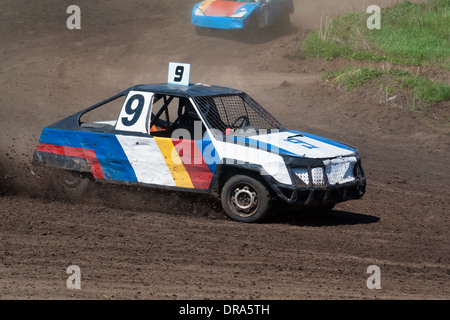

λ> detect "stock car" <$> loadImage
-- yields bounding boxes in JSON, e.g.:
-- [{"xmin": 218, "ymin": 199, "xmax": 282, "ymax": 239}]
[
  {"xmin": 32, "ymin": 82, "xmax": 366, "ymax": 223},
  {"xmin": 191, "ymin": 0, "xmax": 294, "ymax": 36}
]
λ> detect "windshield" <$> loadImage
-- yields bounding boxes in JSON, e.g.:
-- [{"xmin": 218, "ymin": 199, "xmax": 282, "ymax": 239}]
[{"xmin": 194, "ymin": 93, "xmax": 283, "ymax": 137}]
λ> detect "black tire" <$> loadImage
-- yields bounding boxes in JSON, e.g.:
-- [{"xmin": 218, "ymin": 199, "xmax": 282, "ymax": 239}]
[
  {"xmin": 242, "ymin": 15, "xmax": 260, "ymax": 43},
  {"xmin": 50, "ymin": 169, "xmax": 92, "ymax": 200},
  {"xmin": 220, "ymin": 175, "xmax": 271, "ymax": 223}
]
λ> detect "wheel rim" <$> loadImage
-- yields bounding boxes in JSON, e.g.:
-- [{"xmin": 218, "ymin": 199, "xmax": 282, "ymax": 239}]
[{"xmin": 229, "ymin": 184, "xmax": 259, "ymax": 218}]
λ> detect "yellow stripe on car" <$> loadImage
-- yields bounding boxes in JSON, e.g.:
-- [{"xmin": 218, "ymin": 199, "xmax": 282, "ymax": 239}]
[{"xmin": 154, "ymin": 137, "xmax": 194, "ymax": 189}]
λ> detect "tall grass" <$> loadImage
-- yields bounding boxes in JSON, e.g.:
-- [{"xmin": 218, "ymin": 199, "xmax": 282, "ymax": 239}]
[
  {"xmin": 324, "ymin": 67, "xmax": 450, "ymax": 108},
  {"xmin": 301, "ymin": 0, "xmax": 450, "ymax": 69}
]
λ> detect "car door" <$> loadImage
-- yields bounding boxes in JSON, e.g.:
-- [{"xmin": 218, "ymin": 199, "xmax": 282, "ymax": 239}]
[{"xmin": 114, "ymin": 91, "xmax": 214, "ymax": 190}]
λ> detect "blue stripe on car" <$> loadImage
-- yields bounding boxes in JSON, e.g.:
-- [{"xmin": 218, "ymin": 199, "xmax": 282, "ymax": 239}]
[
  {"xmin": 287, "ymin": 130, "xmax": 356, "ymax": 152},
  {"xmin": 39, "ymin": 128, "xmax": 138, "ymax": 182},
  {"xmin": 227, "ymin": 136, "xmax": 299, "ymax": 157},
  {"xmin": 196, "ymin": 131, "xmax": 220, "ymax": 173}
]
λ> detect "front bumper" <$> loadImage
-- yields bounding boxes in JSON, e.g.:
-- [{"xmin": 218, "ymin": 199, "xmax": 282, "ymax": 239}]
[
  {"xmin": 191, "ymin": 15, "xmax": 248, "ymax": 30},
  {"xmin": 267, "ymin": 156, "xmax": 366, "ymax": 206},
  {"xmin": 271, "ymin": 179, "xmax": 366, "ymax": 206}
]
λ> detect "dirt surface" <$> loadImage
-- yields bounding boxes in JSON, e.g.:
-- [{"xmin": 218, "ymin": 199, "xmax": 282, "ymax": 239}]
[{"xmin": 0, "ymin": 0, "xmax": 449, "ymax": 300}]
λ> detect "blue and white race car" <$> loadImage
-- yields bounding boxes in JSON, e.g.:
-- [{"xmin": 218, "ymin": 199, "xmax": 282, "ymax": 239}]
[
  {"xmin": 191, "ymin": 0, "xmax": 294, "ymax": 36},
  {"xmin": 33, "ymin": 81, "xmax": 366, "ymax": 223}
]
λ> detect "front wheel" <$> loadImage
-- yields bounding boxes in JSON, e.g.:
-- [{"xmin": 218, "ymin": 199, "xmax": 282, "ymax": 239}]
[
  {"xmin": 221, "ymin": 175, "xmax": 271, "ymax": 223},
  {"xmin": 241, "ymin": 15, "xmax": 261, "ymax": 43}
]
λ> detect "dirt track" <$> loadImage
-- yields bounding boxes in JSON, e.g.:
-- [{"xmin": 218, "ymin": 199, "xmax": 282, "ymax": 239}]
[{"xmin": 0, "ymin": 0, "xmax": 449, "ymax": 300}]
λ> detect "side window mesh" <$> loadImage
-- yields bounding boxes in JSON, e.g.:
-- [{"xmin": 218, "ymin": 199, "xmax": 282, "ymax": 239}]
[{"xmin": 194, "ymin": 94, "xmax": 282, "ymax": 132}]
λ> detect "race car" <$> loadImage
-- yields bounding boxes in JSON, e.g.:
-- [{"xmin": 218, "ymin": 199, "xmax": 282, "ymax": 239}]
[
  {"xmin": 33, "ymin": 82, "xmax": 366, "ymax": 223},
  {"xmin": 191, "ymin": 0, "xmax": 294, "ymax": 37}
]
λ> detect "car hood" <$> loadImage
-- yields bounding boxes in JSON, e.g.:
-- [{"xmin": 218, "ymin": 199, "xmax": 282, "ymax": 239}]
[
  {"xmin": 198, "ymin": 0, "xmax": 255, "ymax": 17},
  {"xmin": 224, "ymin": 130, "xmax": 357, "ymax": 159}
]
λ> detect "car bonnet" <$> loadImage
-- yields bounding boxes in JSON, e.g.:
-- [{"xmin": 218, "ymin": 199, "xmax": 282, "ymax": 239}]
[
  {"xmin": 222, "ymin": 130, "xmax": 357, "ymax": 159},
  {"xmin": 198, "ymin": 0, "xmax": 255, "ymax": 17}
]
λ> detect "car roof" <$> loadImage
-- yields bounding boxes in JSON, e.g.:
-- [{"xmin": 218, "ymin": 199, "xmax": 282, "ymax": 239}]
[{"xmin": 129, "ymin": 83, "xmax": 243, "ymax": 98}]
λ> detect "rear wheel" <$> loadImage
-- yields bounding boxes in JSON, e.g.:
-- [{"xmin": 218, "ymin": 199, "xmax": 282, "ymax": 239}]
[
  {"xmin": 221, "ymin": 175, "xmax": 271, "ymax": 223},
  {"xmin": 50, "ymin": 169, "xmax": 92, "ymax": 199}
]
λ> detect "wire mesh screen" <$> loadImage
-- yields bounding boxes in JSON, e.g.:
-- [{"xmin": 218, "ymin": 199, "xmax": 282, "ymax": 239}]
[{"xmin": 194, "ymin": 94, "xmax": 282, "ymax": 133}]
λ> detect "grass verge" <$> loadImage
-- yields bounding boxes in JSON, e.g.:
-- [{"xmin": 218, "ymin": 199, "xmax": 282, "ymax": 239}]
[
  {"xmin": 300, "ymin": 0, "xmax": 450, "ymax": 69},
  {"xmin": 323, "ymin": 67, "xmax": 450, "ymax": 110}
]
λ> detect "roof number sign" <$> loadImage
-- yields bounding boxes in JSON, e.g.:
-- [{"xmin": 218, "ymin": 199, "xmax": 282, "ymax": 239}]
[{"xmin": 168, "ymin": 62, "xmax": 190, "ymax": 86}]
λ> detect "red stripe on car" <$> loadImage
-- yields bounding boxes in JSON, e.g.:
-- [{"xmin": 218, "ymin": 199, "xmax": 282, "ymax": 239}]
[
  {"xmin": 172, "ymin": 139, "xmax": 214, "ymax": 190},
  {"xmin": 203, "ymin": 1, "xmax": 244, "ymax": 17},
  {"xmin": 36, "ymin": 143, "xmax": 105, "ymax": 179}
]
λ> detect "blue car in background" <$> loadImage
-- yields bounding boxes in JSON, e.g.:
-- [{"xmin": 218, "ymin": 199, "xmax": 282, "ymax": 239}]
[{"xmin": 191, "ymin": 0, "xmax": 294, "ymax": 37}]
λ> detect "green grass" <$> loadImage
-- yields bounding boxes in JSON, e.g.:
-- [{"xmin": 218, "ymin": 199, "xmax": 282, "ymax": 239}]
[
  {"xmin": 301, "ymin": 0, "xmax": 450, "ymax": 69},
  {"xmin": 324, "ymin": 67, "xmax": 450, "ymax": 107},
  {"xmin": 322, "ymin": 67, "xmax": 385, "ymax": 90}
]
